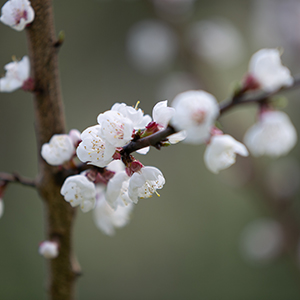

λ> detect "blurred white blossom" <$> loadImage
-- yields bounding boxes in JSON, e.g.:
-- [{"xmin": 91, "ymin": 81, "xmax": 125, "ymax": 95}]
[
  {"xmin": 156, "ymin": 72, "xmax": 199, "ymax": 102},
  {"xmin": 60, "ymin": 175, "xmax": 96, "ymax": 213},
  {"xmin": 128, "ymin": 166, "xmax": 165, "ymax": 204},
  {"xmin": 39, "ymin": 241, "xmax": 59, "ymax": 259},
  {"xmin": 171, "ymin": 90, "xmax": 219, "ymax": 144},
  {"xmin": 188, "ymin": 18, "xmax": 246, "ymax": 69},
  {"xmin": 0, "ymin": 0, "xmax": 34, "ymax": 31},
  {"xmin": 240, "ymin": 218, "xmax": 284, "ymax": 263},
  {"xmin": 244, "ymin": 110, "xmax": 297, "ymax": 157},
  {"xmin": 76, "ymin": 125, "xmax": 115, "ymax": 168},
  {"xmin": 249, "ymin": 48, "xmax": 293, "ymax": 92},
  {"xmin": 127, "ymin": 20, "xmax": 177, "ymax": 73},
  {"xmin": 41, "ymin": 134, "xmax": 74, "ymax": 166},
  {"xmin": 204, "ymin": 134, "xmax": 249, "ymax": 174},
  {"xmin": 0, "ymin": 56, "xmax": 30, "ymax": 92},
  {"xmin": 93, "ymin": 185, "xmax": 133, "ymax": 236}
]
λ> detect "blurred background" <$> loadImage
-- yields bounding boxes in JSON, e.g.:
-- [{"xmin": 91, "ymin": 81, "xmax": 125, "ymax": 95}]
[{"xmin": 1, "ymin": 0, "xmax": 300, "ymax": 299}]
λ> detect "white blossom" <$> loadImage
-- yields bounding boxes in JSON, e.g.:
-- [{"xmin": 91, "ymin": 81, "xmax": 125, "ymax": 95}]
[
  {"xmin": 153, "ymin": 100, "xmax": 186, "ymax": 145},
  {"xmin": 76, "ymin": 125, "xmax": 115, "ymax": 167},
  {"xmin": 106, "ymin": 159, "xmax": 125, "ymax": 173},
  {"xmin": 240, "ymin": 218, "xmax": 283, "ymax": 263},
  {"xmin": 153, "ymin": 100, "xmax": 175, "ymax": 129},
  {"xmin": 0, "ymin": 0, "xmax": 34, "ymax": 31},
  {"xmin": 204, "ymin": 134, "xmax": 249, "ymax": 174},
  {"xmin": 244, "ymin": 110, "xmax": 297, "ymax": 157},
  {"xmin": 128, "ymin": 166, "xmax": 165, "ymax": 204},
  {"xmin": 60, "ymin": 175, "xmax": 96, "ymax": 213},
  {"xmin": 249, "ymin": 48, "xmax": 293, "ymax": 92},
  {"xmin": 93, "ymin": 185, "xmax": 133, "ymax": 236},
  {"xmin": 39, "ymin": 241, "xmax": 59, "ymax": 259},
  {"xmin": 68, "ymin": 129, "xmax": 81, "ymax": 147},
  {"xmin": 111, "ymin": 102, "xmax": 151, "ymax": 130},
  {"xmin": 0, "ymin": 56, "xmax": 30, "ymax": 92},
  {"xmin": 188, "ymin": 18, "xmax": 245, "ymax": 69},
  {"xmin": 97, "ymin": 110, "xmax": 134, "ymax": 147},
  {"xmin": 106, "ymin": 171, "xmax": 132, "ymax": 209},
  {"xmin": 41, "ymin": 134, "xmax": 74, "ymax": 166},
  {"xmin": 171, "ymin": 90, "xmax": 219, "ymax": 144}
]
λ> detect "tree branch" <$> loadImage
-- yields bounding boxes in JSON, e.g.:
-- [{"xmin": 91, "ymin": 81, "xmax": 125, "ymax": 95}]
[
  {"xmin": 219, "ymin": 74, "xmax": 300, "ymax": 115},
  {"xmin": 122, "ymin": 75, "xmax": 300, "ymax": 156},
  {"xmin": 0, "ymin": 172, "xmax": 36, "ymax": 188},
  {"xmin": 26, "ymin": 0, "xmax": 78, "ymax": 299}
]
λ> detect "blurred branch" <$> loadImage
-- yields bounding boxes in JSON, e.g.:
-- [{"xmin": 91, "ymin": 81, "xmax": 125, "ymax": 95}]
[
  {"xmin": 219, "ymin": 74, "xmax": 300, "ymax": 115},
  {"xmin": 0, "ymin": 172, "xmax": 36, "ymax": 188}
]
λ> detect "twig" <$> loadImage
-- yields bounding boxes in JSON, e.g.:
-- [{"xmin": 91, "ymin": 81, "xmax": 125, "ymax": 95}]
[
  {"xmin": 0, "ymin": 172, "xmax": 36, "ymax": 188},
  {"xmin": 219, "ymin": 74, "xmax": 300, "ymax": 115}
]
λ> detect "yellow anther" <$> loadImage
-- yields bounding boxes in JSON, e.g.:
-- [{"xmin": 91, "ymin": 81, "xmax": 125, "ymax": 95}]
[{"xmin": 155, "ymin": 191, "xmax": 160, "ymax": 197}]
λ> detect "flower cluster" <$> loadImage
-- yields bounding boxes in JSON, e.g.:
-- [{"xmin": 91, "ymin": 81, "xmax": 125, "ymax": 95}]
[
  {"xmin": 1, "ymin": 0, "xmax": 35, "ymax": 92},
  {"xmin": 39, "ymin": 48, "xmax": 297, "ymax": 236}
]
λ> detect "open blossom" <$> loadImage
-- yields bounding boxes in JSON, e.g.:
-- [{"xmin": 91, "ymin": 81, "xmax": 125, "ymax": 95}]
[
  {"xmin": 248, "ymin": 48, "xmax": 293, "ymax": 92},
  {"xmin": 244, "ymin": 110, "xmax": 297, "ymax": 157},
  {"xmin": 171, "ymin": 90, "xmax": 219, "ymax": 144},
  {"xmin": 106, "ymin": 171, "xmax": 132, "ymax": 209},
  {"xmin": 41, "ymin": 134, "xmax": 74, "ymax": 166},
  {"xmin": 93, "ymin": 185, "xmax": 133, "ymax": 236},
  {"xmin": 0, "ymin": 0, "xmax": 35, "ymax": 31},
  {"xmin": 97, "ymin": 110, "xmax": 134, "ymax": 147},
  {"xmin": 68, "ymin": 129, "xmax": 81, "ymax": 147},
  {"xmin": 204, "ymin": 134, "xmax": 249, "ymax": 174},
  {"xmin": 128, "ymin": 166, "xmax": 165, "ymax": 204},
  {"xmin": 153, "ymin": 100, "xmax": 186, "ymax": 144},
  {"xmin": 111, "ymin": 102, "xmax": 151, "ymax": 130},
  {"xmin": 39, "ymin": 241, "xmax": 59, "ymax": 259},
  {"xmin": 0, "ymin": 56, "xmax": 30, "ymax": 92},
  {"xmin": 76, "ymin": 125, "xmax": 115, "ymax": 167},
  {"xmin": 60, "ymin": 175, "xmax": 96, "ymax": 213}
]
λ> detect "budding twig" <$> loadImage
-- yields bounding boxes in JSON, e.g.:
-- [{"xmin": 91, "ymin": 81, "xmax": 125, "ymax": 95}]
[
  {"xmin": 219, "ymin": 74, "xmax": 300, "ymax": 115},
  {"xmin": 0, "ymin": 172, "xmax": 36, "ymax": 188},
  {"xmin": 122, "ymin": 125, "xmax": 176, "ymax": 155}
]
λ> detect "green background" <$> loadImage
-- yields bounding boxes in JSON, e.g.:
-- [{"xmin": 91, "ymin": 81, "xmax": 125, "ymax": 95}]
[{"xmin": 1, "ymin": 0, "xmax": 300, "ymax": 299}]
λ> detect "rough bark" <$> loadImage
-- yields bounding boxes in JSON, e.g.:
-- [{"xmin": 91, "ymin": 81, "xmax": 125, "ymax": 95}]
[{"xmin": 26, "ymin": 0, "xmax": 78, "ymax": 299}]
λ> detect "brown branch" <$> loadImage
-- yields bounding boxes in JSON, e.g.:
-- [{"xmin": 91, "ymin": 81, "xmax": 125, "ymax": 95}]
[
  {"xmin": 26, "ymin": 1, "xmax": 78, "ymax": 299},
  {"xmin": 219, "ymin": 74, "xmax": 300, "ymax": 115},
  {"xmin": 122, "ymin": 75, "xmax": 300, "ymax": 156},
  {"xmin": 122, "ymin": 125, "xmax": 176, "ymax": 155},
  {"xmin": 0, "ymin": 172, "xmax": 36, "ymax": 188}
]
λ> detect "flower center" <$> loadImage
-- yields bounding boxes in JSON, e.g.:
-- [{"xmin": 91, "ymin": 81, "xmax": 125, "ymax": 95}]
[
  {"xmin": 14, "ymin": 9, "xmax": 28, "ymax": 24},
  {"xmin": 192, "ymin": 109, "xmax": 206, "ymax": 125}
]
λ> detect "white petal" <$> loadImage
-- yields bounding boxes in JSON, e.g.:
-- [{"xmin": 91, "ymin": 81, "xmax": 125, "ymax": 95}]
[
  {"xmin": 204, "ymin": 134, "xmax": 248, "ymax": 174},
  {"xmin": 249, "ymin": 48, "xmax": 293, "ymax": 92}
]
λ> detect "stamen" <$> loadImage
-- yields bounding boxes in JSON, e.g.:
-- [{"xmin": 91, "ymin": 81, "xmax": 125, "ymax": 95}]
[
  {"xmin": 135, "ymin": 101, "xmax": 140, "ymax": 110},
  {"xmin": 155, "ymin": 191, "xmax": 160, "ymax": 197}
]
